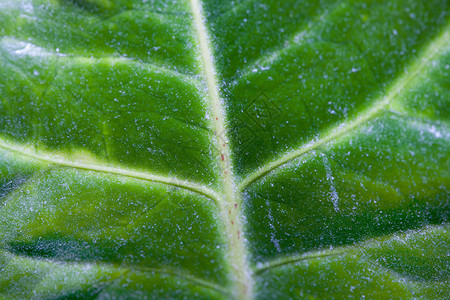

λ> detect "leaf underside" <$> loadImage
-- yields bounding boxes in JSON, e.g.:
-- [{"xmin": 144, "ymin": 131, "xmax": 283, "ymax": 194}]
[{"xmin": 0, "ymin": 0, "xmax": 449, "ymax": 299}]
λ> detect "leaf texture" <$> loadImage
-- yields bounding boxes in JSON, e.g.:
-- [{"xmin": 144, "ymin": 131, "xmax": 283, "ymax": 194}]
[{"xmin": 0, "ymin": 0, "xmax": 449, "ymax": 299}]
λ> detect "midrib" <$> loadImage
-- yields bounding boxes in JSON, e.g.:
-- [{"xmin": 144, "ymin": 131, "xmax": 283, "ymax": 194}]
[{"xmin": 190, "ymin": 0, "xmax": 253, "ymax": 299}]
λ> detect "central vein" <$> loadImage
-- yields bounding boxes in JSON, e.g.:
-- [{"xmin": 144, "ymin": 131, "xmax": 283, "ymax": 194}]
[{"xmin": 190, "ymin": 0, "xmax": 253, "ymax": 299}]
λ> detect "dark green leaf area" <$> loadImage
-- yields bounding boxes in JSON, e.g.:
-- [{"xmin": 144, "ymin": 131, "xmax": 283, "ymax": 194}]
[
  {"xmin": 362, "ymin": 226, "xmax": 450, "ymax": 282},
  {"xmin": 255, "ymin": 226, "xmax": 449, "ymax": 299},
  {"xmin": 206, "ymin": 0, "xmax": 447, "ymax": 177},
  {"xmin": 0, "ymin": 50, "xmax": 217, "ymax": 185},
  {"xmin": 0, "ymin": 0, "xmax": 197, "ymax": 74},
  {"xmin": 244, "ymin": 114, "xmax": 449, "ymax": 263},
  {"xmin": 0, "ymin": 150, "xmax": 46, "ymax": 205},
  {"xmin": 395, "ymin": 50, "xmax": 450, "ymax": 121},
  {"xmin": 206, "ymin": 0, "xmax": 447, "ymax": 81},
  {"xmin": 227, "ymin": 40, "xmax": 376, "ymax": 178},
  {"xmin": 0, "ymin": 168, "xmax": 228, "ymax": 286},
  {"xmin": 1, "ymin": 250, "xmax": 227, "ymax": 300}
]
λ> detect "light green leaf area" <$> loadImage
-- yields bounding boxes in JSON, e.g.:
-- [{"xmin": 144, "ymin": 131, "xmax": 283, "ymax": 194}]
[{"xmin": 0, "ymin": 0, "xmax": 449, "ymax": 299}]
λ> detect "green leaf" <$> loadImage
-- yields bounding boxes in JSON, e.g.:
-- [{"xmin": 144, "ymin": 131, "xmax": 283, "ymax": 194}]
[{"xmin": 0, "ymin": 0, "xmax": 448, "ymax": 299}]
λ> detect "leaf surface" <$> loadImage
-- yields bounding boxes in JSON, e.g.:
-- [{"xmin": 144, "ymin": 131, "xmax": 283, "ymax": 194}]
[{"xmin": 0, "ymin": 0, "xmax": 449, "ymax": 299}]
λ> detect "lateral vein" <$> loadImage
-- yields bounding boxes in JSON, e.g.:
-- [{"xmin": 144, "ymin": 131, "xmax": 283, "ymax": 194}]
[
  {"xmin": 239, "ymin": 24, "xmax": 449, "ymax": 191},
  {"xmin": 0, "ymin": 137, "xmax": 221, "ymax": 203},
  {"xmin": 0, "ymin": 248, "xmax": 230, "ymax": 296}
]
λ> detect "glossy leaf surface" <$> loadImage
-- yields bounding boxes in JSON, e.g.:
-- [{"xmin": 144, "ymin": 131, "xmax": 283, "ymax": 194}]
[{"xmin": 0, "ymin": 0, "xmax": 449, "ymax": 299}]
